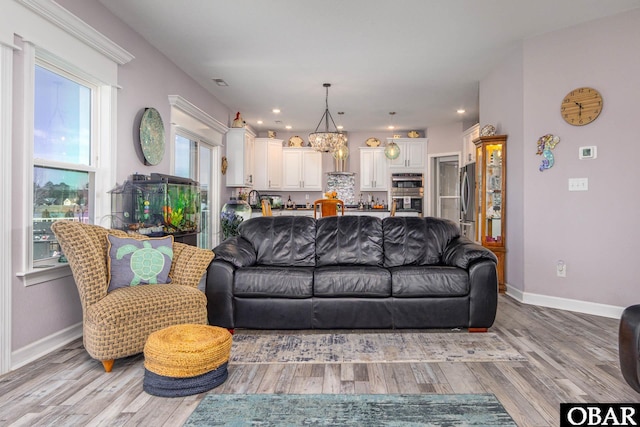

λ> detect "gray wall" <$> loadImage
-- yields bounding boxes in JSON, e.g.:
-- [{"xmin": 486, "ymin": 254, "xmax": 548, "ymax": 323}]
[
  {"xmin": 10, "ymin": 0, "xmax": 233, "ymax": 351},
  {"xmin": 480, "ymin": 9, "xmax": 640, "ymax": 307}
]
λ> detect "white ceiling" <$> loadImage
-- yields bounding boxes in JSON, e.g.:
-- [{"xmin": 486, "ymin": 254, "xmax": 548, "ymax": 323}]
[{"xmin": 98, "ymin": 0, "xmax": 640, "ymax": 134}]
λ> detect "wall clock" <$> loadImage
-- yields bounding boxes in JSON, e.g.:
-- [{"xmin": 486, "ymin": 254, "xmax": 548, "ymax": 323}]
[
  {"xmin": 139, "ymin": 107, "xmax": 165, "ymax": 165},
  {"xmin": 560, "ymin": 87, "xmax": 603, "ymax": 126}
]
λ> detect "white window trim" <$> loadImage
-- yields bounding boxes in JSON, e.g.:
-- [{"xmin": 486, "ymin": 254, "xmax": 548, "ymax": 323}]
[
  {"xmin": 16, "ymin": 0, "xmax": 134, "ymax": 66},
  {"xmin": 1, "ymin": 40, "xmax": 17, "ymax": 375},
  {"xmin": 16, "ymin": 45, "xmax": 122, "ymax": 286},
  {"xmin": 168, "ymin": 95, "xmax": 226, "ymax": 248}
]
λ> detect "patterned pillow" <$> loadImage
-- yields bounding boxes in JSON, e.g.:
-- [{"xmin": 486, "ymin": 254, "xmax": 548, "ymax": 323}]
[{"xmin": 107, "ymin": 234, "xmax": 174, "ymax": 292}]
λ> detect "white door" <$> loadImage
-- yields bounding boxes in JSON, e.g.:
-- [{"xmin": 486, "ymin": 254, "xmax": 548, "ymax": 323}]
[
  {"xmin": 282, "ymin": 149, "xmax": 302, "ymax": 190},
  {"xmin": 433, "ymin": 155, "xmax": 460, "ymax": 223},
  {"xmin": 406, "ymin": 142, "xmax": 425, "ymax": 169},
  {"xmin": 244, "ymin": 134, "xmax": 255, "ymax": 186},
  {"xmin": 175, "ymin": 133, "xmax": 219, "ymax": 249},
  {"xmin": 372, "ymin": 150, "xmax": 389, "ymax": 190},
  {"xmin": 360, "ymin": 149, "xmax": 376, "ymax": 190},
  {"xmin": 267, "ymin": 140, "xmax": 282, "ymax": 189},
  {"xmin": 198, "ymin": 144, "xmax": 212, "ymax": 249},
  {"xmin": 301, "ymin": 150, "xmax": 322, "ymax": 190}
]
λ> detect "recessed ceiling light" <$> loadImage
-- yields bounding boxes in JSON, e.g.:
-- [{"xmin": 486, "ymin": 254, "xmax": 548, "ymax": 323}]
[
  {"xmin": 388, "ymin": 125, "xmax": 395, "ymax": 130},
  {"xmin": 285, "ymin": 125, "xmax": 292, "ymax": 130},
  {"xmin": 337, "ymin": 125, "xmax": 344, "ymax": 130},
  {"xmin": 257, "ymin": 120, "xmax": 263, "ymax": 124},
  {"xmin": 457, "ymin": 109, "xmax": 466, "ymax": 114},
  {"xmin": 272, "ymin": 108, "xmax": 281, "ymax": 114},
  {"xmin": 212, "ymin": 78, "xmax": 228, "ymax": 86}
]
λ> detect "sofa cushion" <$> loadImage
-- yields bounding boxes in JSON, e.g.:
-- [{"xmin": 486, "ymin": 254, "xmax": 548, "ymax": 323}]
[
  {"xmin": 390, "ymin": 266, "xmax": 469, "ymax": 297},
  {"xmin": 234, "ymin": 266, "xmax": 314, "ymax": 298},
  {"xmin": 383, "ymin": 217, "xmax": 460, "ymax": 267},
  {"xmin": 316, "ymin": 216, "xmax": 383, "ymax": 267},
  {"xmin": 239, "ymin": 216, "xmax": 316, "ymax": 267},
  {"xmin": 314, "ymin": 266, "xmax": 391, "ymax": 297}
]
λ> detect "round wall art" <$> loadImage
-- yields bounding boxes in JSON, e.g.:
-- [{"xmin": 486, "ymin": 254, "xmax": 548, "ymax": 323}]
[{"xmin": 139, "ymin": 107, "xmax": 165, "ymax": 165}]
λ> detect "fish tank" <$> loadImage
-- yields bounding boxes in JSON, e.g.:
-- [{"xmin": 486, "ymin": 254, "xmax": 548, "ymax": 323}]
[{"xmin": 110, "ymin": 173, "xmax": 200, "ymax": 244}]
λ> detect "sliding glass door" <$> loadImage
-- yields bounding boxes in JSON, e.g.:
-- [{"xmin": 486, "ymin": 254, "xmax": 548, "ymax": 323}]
[{"xmin": 174, "ymin": 133, "xmax": 215, "ymax": 249}]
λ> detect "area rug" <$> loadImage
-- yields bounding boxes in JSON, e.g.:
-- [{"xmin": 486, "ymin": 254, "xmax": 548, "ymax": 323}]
[
  {"xmin": 229, "ymin": 331, "xmax": 526, "ymax": 364},
  {"xmin": 184, "ymin": 393, "xmax": 517, "ymax": 426}
]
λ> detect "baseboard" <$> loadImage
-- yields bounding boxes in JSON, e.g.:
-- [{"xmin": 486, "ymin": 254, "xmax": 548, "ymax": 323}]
[
  {"xmin": 11, "ymin": 322, "xmax": 82, "ymax": 370},
  {"xmin": 505, "ymin": 284, "xmax": 625, "ymax": 319}
]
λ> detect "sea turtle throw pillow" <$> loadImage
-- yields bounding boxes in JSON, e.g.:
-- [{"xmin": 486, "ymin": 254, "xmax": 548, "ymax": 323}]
[{"xmin": 107, "ymin": 234, "xmax": 174, "ymax": 292}]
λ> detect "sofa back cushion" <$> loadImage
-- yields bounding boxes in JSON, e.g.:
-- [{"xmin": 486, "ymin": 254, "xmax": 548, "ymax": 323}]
[
  {"xmin": 316, "ymin": 216, "xmax": 383, "ymax": 267},
  {"xmin": 383, "ymin": 217, "xmax": 460, "ymax": 267},
  {"xmin": 239, "ymin": 216, "xmax": 316, "ymax": 266}
]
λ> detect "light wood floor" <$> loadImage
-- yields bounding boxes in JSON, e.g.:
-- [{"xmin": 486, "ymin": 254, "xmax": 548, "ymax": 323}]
[{"xmin": 0, "ymin": 295, "xmax": 638, "ymax": 426}]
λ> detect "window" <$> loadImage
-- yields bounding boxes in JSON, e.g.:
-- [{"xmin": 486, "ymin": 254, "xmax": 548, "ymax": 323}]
[
  {"xmin": 174, "ymin": 134, "xmax": 197, "ymax": 180},
  {"xmin": 31, "ymin": 62, "xmax": 96, "ymax": 266}
]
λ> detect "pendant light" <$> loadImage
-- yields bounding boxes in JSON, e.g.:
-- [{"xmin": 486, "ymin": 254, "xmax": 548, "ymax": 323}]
[
  {"xmin": 309, "ymin": 83, "xmax": 348, "ymax": 152},
  {"xmin": 385, "ymin": 112, "xmax": 401, "ymax": 160}
]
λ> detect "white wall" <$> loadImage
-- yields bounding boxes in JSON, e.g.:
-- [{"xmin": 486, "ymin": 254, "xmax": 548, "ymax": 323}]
[
  {"xmin": 427, "ymin": 122, "xmax": 463, "ymax": 155},
  {"xmin": 480, "ymin": 47, "xmax": 525, "ymax": 292},
  {"xmin": 481, "ymin": 9, "xmax": 640, "ymax": 309}
]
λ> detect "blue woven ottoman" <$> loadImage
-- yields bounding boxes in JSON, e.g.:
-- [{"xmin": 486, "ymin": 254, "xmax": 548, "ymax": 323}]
[{"xmin": 143, "ymin": 324, "xmax": 232, "ymax": 397}]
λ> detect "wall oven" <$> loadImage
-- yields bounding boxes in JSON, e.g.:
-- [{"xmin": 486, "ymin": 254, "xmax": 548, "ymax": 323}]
[
  {"xmin": 391, "ymin": 173, "xmax": 424, "ymax": 213},
  {"xmin": 391, "ymin": 173, "xmax": 423, "ymax": 190}
]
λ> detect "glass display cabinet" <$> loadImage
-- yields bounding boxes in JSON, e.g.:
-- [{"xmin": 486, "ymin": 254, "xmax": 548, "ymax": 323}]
[
  {"xmin": 110, "ymin": 173, "xmax": 200, "ymax": 246},
  {"xmin": 474, "ymin": 134, "xmax": 507, "ymax": 292}
]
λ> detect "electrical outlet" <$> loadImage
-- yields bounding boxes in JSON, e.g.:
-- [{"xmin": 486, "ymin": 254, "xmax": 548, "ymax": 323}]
[
  {"xmin": 305, "ymin": 194, "xmax": 309, "ymax": 200},
  {"xmin": 556, "ymin": 260, "xmax": 566, "ymax": 277}
]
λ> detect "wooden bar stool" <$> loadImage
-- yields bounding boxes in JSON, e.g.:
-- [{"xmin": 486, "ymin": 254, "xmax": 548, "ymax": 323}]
[{"xmin": 313, "ymin": 199, "xmax": 345, "ymax": 218}]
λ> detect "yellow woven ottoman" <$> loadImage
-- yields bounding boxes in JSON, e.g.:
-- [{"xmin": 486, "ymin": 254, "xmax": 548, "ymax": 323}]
[{"xmin": 143, "ymin": 324, "xmax": 232, "ymax": 397}]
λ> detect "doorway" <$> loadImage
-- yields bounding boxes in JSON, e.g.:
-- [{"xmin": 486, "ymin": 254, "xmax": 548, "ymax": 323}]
[
  {"xmin": 430, "ymin": 154, "xmax": 460, "ymax": 223},
  {"xmin": 174, "ymin": 132, "xmax": 220, "ymax": 249}
]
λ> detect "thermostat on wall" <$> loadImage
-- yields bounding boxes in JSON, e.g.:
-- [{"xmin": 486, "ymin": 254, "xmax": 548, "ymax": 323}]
[{"xmin": 579, "ymin": 146, "xmax": 597, "ymax": 159}]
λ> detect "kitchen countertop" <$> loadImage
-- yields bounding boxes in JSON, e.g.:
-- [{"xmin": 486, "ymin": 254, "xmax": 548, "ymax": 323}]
[
  {"xmin": 252, "ymin": 207, "xmax": 392, "ymax": 213},
  {"xmin": 250, "ymin": 206, "xmax": 422, "ymax": 216}
]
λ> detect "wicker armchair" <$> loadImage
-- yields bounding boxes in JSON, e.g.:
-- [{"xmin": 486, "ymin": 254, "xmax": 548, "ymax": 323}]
[{"xmin": 51, "ymin": 221, "xmax": 214, "ymax": 372}]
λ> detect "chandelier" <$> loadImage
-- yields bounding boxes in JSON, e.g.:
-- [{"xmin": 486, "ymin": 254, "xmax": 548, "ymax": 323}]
[{"xmin": 309, "ymin": 83, "xmax": 347, "ymax": 152}]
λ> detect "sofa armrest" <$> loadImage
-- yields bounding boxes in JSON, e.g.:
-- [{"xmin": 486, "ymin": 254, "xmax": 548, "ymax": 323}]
[
  {"xmin": 168, "ymin": 242, "xmax": 215, "ymax": 288},
  {"xmin": 468, "ymin": 259, "xmax": 499, "ymax": 328},
  {"xmin": 205, "ymin": 259, "xmax": 235, "ymax": 328},
  {"xmin": 442, "ymin": 237, "xmax": 497, "ymax": 270},
  {"xmin": 212, "ymin": 236, "xmax": 257, "ymax": 268}
]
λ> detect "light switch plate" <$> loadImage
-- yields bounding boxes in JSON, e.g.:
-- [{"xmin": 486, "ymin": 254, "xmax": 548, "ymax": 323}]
[{"xmin": 568, "ymin": 178, "xmax": 588, "ymax": 191}]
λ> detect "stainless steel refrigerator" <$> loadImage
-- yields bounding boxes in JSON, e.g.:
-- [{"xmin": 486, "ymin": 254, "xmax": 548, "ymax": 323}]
[{"xmin": 460, "ymin": 163, "xmax": 476, "ymax": 242}]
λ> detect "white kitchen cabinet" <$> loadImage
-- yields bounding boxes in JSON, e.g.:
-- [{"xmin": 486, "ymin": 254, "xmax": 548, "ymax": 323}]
[
  {"xmin": 462, "ymin": 124, "xmax": 479, "ymax": 165},
  {"xmin": 387, "ymin": 138, "xmax": 426, "ymax": 170},
  {"xmin": 226, "ymin": 128, "xmax": 255, "ymax": 187},
  {"xmin": 360, "ymin": 147, "xmax": 389, "ymax": 190},
  {"xmin": 253, "ymin": 138, "xmax": 283, "ymax": 190},
  {"xmin": 281, "ymin": 148, "xmax": 323, "ymax": 191}
]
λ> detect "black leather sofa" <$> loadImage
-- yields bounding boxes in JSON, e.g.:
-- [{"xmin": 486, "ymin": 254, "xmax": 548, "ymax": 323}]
[
  {"xmin": 206, "ymin": 215, "xmax": 498, "ymax": 331},
  {"xmin": 619, "ymin": 304, "xmax": 640, "ymax": 392}
]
